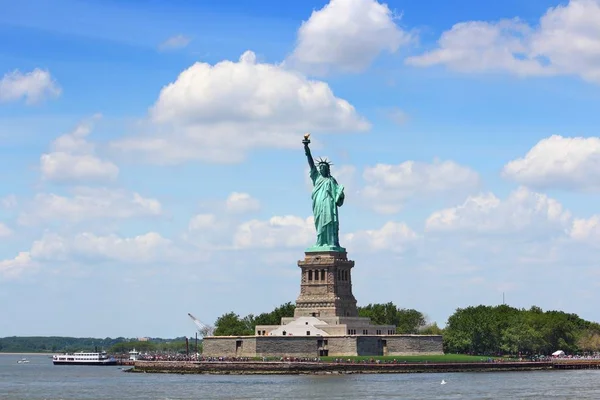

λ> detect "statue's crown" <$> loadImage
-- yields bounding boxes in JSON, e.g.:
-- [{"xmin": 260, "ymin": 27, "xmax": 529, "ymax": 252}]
[{"xmin": 315, "ymin": 157, "xmax": 333, "ymax": 167}]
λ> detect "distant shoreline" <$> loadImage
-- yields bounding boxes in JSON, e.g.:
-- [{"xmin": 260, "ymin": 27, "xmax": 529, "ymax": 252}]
[{"xmin": 0, "ymin": 352, "xmax": 52, "ymax": 356}]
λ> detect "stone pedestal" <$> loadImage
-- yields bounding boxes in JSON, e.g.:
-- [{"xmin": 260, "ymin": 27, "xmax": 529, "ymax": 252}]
[{"xmin": 294, "ymin": 251, "xmax": 358, "ymax": 318}]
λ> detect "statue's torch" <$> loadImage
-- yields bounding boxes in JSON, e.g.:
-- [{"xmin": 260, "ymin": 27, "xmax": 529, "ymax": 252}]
[{"xmin": 302, "ymin": 133, "xmax": 311, "ymax": 146}]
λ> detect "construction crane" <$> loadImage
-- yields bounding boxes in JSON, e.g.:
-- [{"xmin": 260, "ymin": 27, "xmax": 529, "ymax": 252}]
[{"xmin": 187, "ymin": 313, "xmax": 215, "ymax": 338}]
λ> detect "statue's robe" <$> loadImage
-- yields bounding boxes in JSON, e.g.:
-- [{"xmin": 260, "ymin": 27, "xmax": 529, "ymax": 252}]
[{"xmin": 309, "ymin": 166, "xmax": 345, "ymax": 248}]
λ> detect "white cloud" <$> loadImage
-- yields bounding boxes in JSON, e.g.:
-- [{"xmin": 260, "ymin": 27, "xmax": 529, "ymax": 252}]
[
  {"xmin": 0, "ymin": 222, "xmax": 12, "ymax": 237},
  {"xmin": 569, "ymin": 215, "xmax": 600, "ymax": 242},
  {"xmin": 40, "ymin": 115, "xmax": 119, "ymax": 183},
  {"xmin": 158, "ymin": 34, "xmax": 191, "ymax": 51},
  {"xmin": 503, "ymin": 135, "xmax": 600, "ymax": 191},
  {"xmin": 530, "ymin": 0, "xmax": 600, "ymax": 82},
  {"xmin": 112, "ymin": 51, "xmax": 369, "ymax": 164},
  {"xmin": 50, "ymin": 116, "xmax": 98, "ymax": 153},
  {"xmin": 362, "ymin": 160, "xmax": 480, "ymax": 213},
  {"xmin": 30, "ymin": 232, "xmax": 171, "ymax": 263},
  {"xmin": 425, "ymin": 186, "xmax": 571, "ymax": 234},
  {"xmin": 405, "ymin": 19, "xmax": 548, "ymax": 76},
  {"xmin": 406, "ymin": 0, "xmax": 600, "ymax": 83},
  {"xmin": 41, "ymin": 153, "xmax": 119, "ymax": 183},
  {"xmin": 225, "ymin": 192, "xmax": 260, "ymax": 214},
  {"xmin": 233, "ymin": 216, "xmax": 315, "ymax": 249},
  {"xmin": 184, "ymin": 213, "xmax": 238, "ymax": 252},
  {"xmin": 0, "ymin": 252, "xmax": 35, "ymax": 280},
  {"xmin": 19, "ymin": 188, "xmax": 161, "ymax": 225},
  {"xmin": 344, "ymin": 221, "xmax": 418, "ymax": 252},
  {"xmin": 188, "ymin": 214, "xmax": 216, "ymax": 231},
  {"xmin": 0, "ymin": 68, "xmax": 62, "ymax": 104},
  {"xmin": 287, "ymin": 0, "xmax": 412, "ymax": 74}
]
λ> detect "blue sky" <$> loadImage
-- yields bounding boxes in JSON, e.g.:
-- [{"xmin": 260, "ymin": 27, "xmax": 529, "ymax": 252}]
[{"xmin": 2, "ymin": 0, "xmax": 600, "ymax": 338}]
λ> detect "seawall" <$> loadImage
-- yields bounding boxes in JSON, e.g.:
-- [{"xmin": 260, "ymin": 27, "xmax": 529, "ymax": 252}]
[{"xmin": 131, "ymin": 360, "xmax": 561, "ymax": 375}]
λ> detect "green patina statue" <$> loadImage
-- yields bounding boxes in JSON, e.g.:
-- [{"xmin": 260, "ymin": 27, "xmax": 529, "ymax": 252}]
[{"xmin": 303, "ymin": 133, "xmax": 346, "ymax": 252}]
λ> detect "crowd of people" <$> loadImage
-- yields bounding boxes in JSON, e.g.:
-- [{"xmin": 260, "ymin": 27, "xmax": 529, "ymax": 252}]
[{"xmin": 116, "ymin": 351, "xmax": 600, "ymax": 364}]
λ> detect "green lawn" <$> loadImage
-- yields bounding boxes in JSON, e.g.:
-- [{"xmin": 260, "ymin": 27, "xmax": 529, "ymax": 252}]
[{"xmin": 319, "ymin": 354, "xmax": 507, "ymax": 363}]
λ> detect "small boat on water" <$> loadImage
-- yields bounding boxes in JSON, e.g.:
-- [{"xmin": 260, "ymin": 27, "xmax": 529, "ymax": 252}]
[
  {"xmin": 52, "ymin": 351, "xmax": 117, "ymax": 366},
  {"xmin": 17, "ymin": 358, "xmax": 29, "ymax": 364}
]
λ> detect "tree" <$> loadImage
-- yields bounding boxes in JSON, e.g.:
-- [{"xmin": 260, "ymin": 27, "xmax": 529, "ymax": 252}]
[
  {"xmin": 500, "ymin": 323, "xmax": 545, "ymax": 355},
  {"xmin": 396, "ymin": 309, "xmax": 427, "ymax": 334},
  {"xmin": 443, "ymin": 304, "xmax": 593, "ymax": 355},
  {"xmin": 253, "ymin": 302, "xmax": 295, "ymax": 326},
  {"xmin": 213, "ymin": 312, "xmax": 254, "ymax": 336},
  {"xmin": 420, "ymin": 322, "xmax": 444, "ymax": 335},
  {"xmin": 577, "ymin": 329, "xmax": 600, "ymax": 352},
  {"xmin": 358, "ymin": 302, "xmax": 426, "ymax": 334}
]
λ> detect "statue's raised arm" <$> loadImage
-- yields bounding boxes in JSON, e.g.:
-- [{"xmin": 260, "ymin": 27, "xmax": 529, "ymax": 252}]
[{"xmin": 303, "ymin": 133, "xmax": 316, "ymax": 171}]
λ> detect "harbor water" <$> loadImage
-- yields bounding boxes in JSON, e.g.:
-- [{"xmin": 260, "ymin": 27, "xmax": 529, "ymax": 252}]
[{"xmin": 2, "ymin": 354, "xmax": 600, "ymax": 399}]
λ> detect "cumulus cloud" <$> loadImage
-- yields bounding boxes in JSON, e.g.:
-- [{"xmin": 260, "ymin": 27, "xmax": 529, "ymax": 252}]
[
  {"xmin": 225, "ymin": 192, "xmax": 260, "ymax": 214},
  {"xmin": 287, "ymin": 0, "xmax": 413, "ymax": 74},
  {"xmin": 233, "ymin": 216, "xmax": 315, "ymax": 249},
  {"xmin": 112, "ymin": 51, "xmax": 369, "ymax": 164},
  {"xmin": 406, "ymin": 0, "xmax": 600, "ymax": 83},
  {"xmin": 40, "ymin": 115, "xmax": 119, "ymax": 183},
  {"xmin": 0, "ymin": 68, "xmax": 62, "ymax": 104},
  {"xmin": 406, "ymin": 19, "xmax": 548, "ymax": 76},
  {"xmin": 188, "ymin": 214, "xmax": 217, "ymax": 232},
  {"xmin": 184, "ymin": 212, "xmax": 240, "ymax": 252},
  {"xmin": 18, "ymin": 188, "xmax": 161, "ymax": 225},
  {"xmin": 425, "ymin": 186, "xmax": 571, "ymax": 235},
  {"xmin": 569, "ymin": 215, "xmax": 600, "ymax": 242},
  {"xmin": 30, "ymin": 231, "xmax": 171, "ymax": 263},
  {"xmin": 503, "ymin": 135, "xmax": 600, "ymax": 191},
  {"xmin": 0, "ymin": 252, "xmax": 35, "ymax": 280},
  {"xmin": 344, "ymin": 221, "xmax": 418, "ymax": 252},
  {"xmin": 362, "ymin": 160, "xmax": 480, "ymax": 213},
  {"xmin": 41, "ymin": 153, "xmax": 119, "ymax": 183},
  {"xmin": 158, "ymin": 34, "xmax": 191, "ymax": 51}
]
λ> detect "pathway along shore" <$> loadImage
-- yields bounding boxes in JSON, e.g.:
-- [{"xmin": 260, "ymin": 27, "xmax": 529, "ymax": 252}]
[{"xmin": 129, "ymin": 359, "xmax": 600, "ymax": 375}]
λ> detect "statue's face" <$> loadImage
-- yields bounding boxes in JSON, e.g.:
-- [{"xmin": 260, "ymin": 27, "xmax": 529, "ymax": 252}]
[{"xmin": 319, "ymin": 163, "xmax": 330, "ymax": 177}]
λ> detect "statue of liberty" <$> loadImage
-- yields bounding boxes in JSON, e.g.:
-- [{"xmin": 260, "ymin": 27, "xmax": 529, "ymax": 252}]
[{"xmin": 302, "ymin": 134, "xmax": 345, "ymax": 252}]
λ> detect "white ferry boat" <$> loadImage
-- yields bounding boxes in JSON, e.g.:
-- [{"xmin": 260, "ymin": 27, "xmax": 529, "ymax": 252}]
[{"xmin": 52, "ymin": 351, "xmax": 117, "ymax": 366}]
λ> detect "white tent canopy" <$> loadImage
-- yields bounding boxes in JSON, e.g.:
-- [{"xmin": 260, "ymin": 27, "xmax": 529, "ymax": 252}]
[{"xmin": 552, "ymin": 350, "xmax": 565, "ymax": 356}]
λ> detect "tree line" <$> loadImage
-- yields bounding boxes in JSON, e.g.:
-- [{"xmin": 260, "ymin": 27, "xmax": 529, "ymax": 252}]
[
  {"xmin": 0, "ymin": 336, "xmax": 190, "ymax": 354},
  {"xmin": 443, "ymin": 305, "xmax": 600, "ymax": 355}
]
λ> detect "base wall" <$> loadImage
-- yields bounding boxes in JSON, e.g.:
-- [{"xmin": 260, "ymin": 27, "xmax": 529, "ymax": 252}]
[
  {"xmin": 203, "ymin": 335, "xmax": 443, "ymax": 358},
  {"xmin": 385, "ymin": 335, "xmax": 444, "ymax": 355}
]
